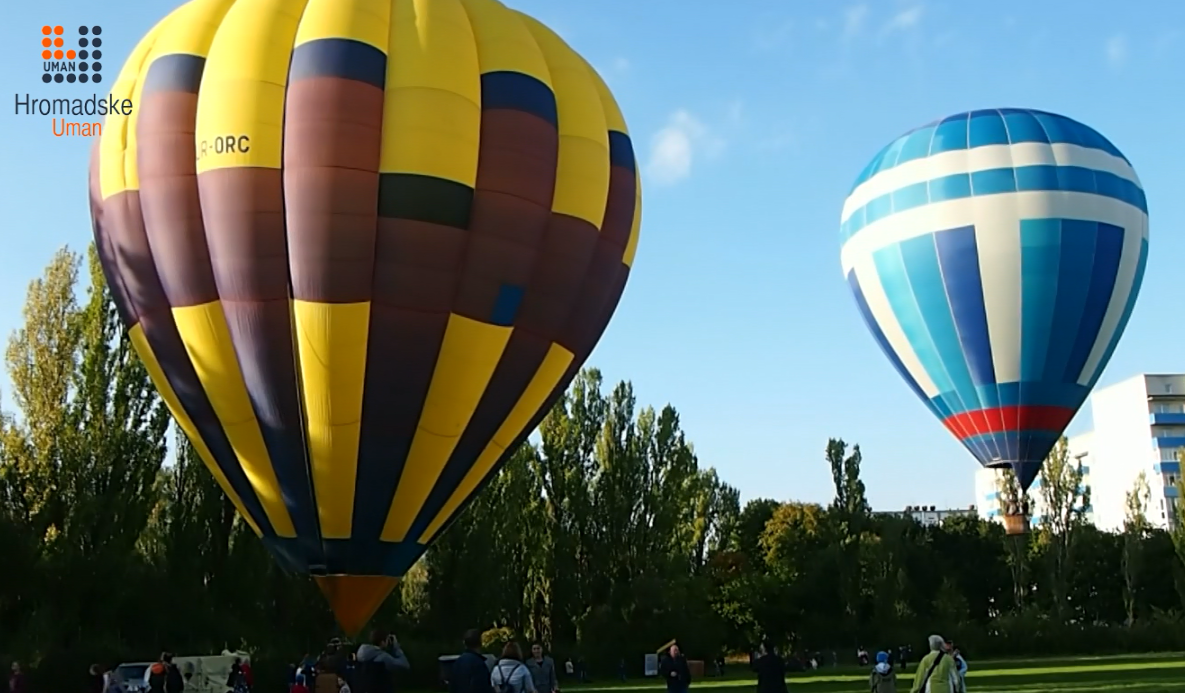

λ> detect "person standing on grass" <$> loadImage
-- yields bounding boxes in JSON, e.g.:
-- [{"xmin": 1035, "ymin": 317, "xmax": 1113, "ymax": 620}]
[
  {"xmin": 870, "ymin": 651, "xmax": 897, "ymax": 693},
  {"xmin": 491, "ymin": 643, "xmax": 536, "ymax": 693},
  {"xmin": 909, "ymin": 636, "xmax": 957, "ymax": 693},
  {"xmin": 451, "ymin": 629, "xmax": 494, "ymax": 693},
  {"xmin": 752, "ymin": 642, "xmax": 787, "ymax": 693},
  {"xmin": 526, "ymin": 644, "xmax": 557, "ymax": 693},
  {"xmin": 948, "ymin": 644, "xmax": 967, "ymax": 693},
  {"xmin": 659, "ymin": 644, "xmax": 691, "ymax": 693}
]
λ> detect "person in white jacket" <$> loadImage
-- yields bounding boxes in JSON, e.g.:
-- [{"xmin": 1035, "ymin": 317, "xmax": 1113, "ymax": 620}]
[{"xmin": 491, "ymin": 643, "xmax": 538, "ymax": 693}]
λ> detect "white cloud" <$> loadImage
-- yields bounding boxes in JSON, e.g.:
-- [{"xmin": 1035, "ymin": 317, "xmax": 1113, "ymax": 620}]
[
  {"xmin": 842, "ymin": 4, "xmax": 869, "ymax": 41},
  {"xmin": 880, "ymin": 5, "xmax": 923, "ymax": 37},
  {"xmin": 644, "ymin": 110, "xmax": 722, "ymax": 187},
  {"xmin": 1106, "ymin": 34, "xmax": 1128, "ymax": 70}
]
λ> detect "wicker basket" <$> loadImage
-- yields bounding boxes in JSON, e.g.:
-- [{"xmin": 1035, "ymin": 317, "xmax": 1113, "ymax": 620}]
[{"xmin": 1002, "ymin": 512, "xmax": 1030, "ymax": 536}]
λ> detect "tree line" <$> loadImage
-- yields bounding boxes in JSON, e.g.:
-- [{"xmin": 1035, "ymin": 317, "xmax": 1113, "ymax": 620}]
[{"xmin": 2, "ymin": 248, "xmax": 1185, "ymax": 692}]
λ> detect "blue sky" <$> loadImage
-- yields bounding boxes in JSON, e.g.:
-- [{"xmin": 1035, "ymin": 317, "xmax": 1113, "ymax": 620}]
[{"xmin": 1, "ymin": 0, "xmax": 1183, "ymax": 511}]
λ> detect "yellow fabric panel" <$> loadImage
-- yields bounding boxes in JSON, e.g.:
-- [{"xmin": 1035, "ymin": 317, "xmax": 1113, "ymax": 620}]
[
  {"xmin": 459, "ymin": 0, "xmax": 552, "ymax": 87},
  {"xmin": 171, "ymin": 303, "xmax": 296, "ymax": 537},
  {"xmin": 293, "ymin": 0, "xmax": 391, "ymax": 51},
  {"xmin": 99, "ymin": 20, "xmax": 164, "ymax": 197},
  {"xmin": 195, "ymin": 0, "xmax": 309, "ymax": 172},
  {"xmin": 292, "ymin": 300, "xmax": 370, "ymax": 540},
  {"xmin": 380, "ymin": 0, "xmax": 480, "ymax": 184},
  {"xmin": 578, "ymin": 55, "xmax": 629, "ymax": 136},
  {"xmin": 420, "ymin": 342, "xmax": 574, "ymax": 543},
  {"xmin": 381, "ymin": 314, "xmax": 512, "ymax": 542},
  {"xmin": 624, "ymin": 171, "xmax": 642, "ymax": 267},
  {"xmin": 129, "ymin": 324, "xmax": 264, "ymax": 538},
  {"xmin": 142, "ymin": 0, "xmax": 235, "ymax": 60},
  {"xmin": 517, "ymin": 14, "xmax": 609, "ymax": 228}
]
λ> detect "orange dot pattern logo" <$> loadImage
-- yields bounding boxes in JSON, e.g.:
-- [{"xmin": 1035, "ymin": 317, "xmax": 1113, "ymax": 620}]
[{"xmin": 40, "ymin": 24, "xmax": 103, "ymax": 84}]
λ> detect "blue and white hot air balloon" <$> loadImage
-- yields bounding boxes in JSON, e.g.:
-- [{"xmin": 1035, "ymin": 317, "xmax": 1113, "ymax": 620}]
[{"xmin": 840, "ymin": 109, "xmax": 1148, "ymax": 491}]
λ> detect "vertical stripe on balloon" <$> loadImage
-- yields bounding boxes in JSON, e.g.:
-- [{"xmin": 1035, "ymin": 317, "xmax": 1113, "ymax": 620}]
[
  {"xmin": 284, "ymin": 0, "xmax": 390, "ymax": 552},
  {"xmin": 351, "ymin": 0, "xmax": 480, "ymax": 569},
  {"xmin": 192, "ymin": 0, "xmax": 313, "ymax": 555},
  {"xmin": 132, "ymin": 0, "xmax": 279, "ymax": 545}
]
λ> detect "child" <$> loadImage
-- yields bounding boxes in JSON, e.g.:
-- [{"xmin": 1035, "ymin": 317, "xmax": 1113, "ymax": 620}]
[
  {"xmin": 337, "ymin": 675, "xmax": 352, "ymax": 693},
  {"xmin": 870, "ymin": 651, "xmax": 896, "ymax": 693},
  {"xmin": 291, "ymin": 674, "xmax": 310, "ymax": 693}
]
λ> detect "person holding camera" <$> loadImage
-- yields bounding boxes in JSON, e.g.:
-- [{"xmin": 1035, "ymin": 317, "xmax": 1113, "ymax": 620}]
[{"xmin": 355, "ymin": 630, "xmax": 410, "ymax": 693}]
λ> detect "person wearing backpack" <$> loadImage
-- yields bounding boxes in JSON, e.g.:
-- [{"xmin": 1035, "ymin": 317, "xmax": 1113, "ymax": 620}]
[
  {"xmin": 147, "ymin": 654, "xmax": 170, "ymax": 693},
  {"xmin": 870, "ymin": 651, "xmax": 897, "ymax": 693},
  {"xmin": 490, "ymin": 643, "xmax": 536, "ymax": 693}
]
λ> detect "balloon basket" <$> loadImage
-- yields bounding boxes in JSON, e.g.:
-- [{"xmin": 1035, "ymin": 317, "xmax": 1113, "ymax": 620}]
[{"xmin": 1002, "ymin": 512, "xmax": 1030, "ymax": 536}]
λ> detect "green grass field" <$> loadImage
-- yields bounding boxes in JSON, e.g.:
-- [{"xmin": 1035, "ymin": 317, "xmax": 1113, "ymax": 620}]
[{"xmin": 565, "ymin": 653, "xmax": 1185, "ymax": 693}]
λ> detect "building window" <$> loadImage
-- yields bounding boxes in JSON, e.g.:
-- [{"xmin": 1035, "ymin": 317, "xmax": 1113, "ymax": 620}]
[
  {"xmin": 1168, "ymin": 384, "xmax": 1175, "ymax": 394},
  {"xmin": 1155, "ymin": 403, "xmax": 1169, "ymax": 413},
  {"xmin": 1161, "ymin": 448, "xmax": 1179, "ymax": 461},
  {"xmin": 1171, "ymin": 475, "xmax": 1180, "ymax": 485}
]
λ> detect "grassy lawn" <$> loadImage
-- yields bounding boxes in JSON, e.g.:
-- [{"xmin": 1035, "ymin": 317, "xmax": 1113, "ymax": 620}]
[{"xmin": 561, "ymin": 653, "xmax": 1184, "ymax": 693}]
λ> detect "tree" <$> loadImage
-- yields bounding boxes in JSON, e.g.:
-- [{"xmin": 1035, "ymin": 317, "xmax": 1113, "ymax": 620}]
[
  {"xmin": 1037, "ymin": 436, "xmax": 1090, "ymax": 621},
  {"xmin": 1121, "ymin": 471, "xmax": 1151, "ymax": 625},
  {"xmin": 825, "ymin": 438, "xmax": 870, "ymax": 641},
  {"xmin": 996, "ymin": 467, "xmax": 1030, "ymax": 609}
]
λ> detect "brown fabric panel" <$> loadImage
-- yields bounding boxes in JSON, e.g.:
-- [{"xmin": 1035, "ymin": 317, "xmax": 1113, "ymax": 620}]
[
  {"xmin": 371, "ymin": 219, "xmax": 467, "ymax": 311},
  {"xmin": 89, "ymin": 146, "xmax": 135, "ymax": 328},
  {"xmin": 515, "ymin": 214, "xmax": 599, "ymax": 339},
  {"xmin": 553, "ymin": 159, "xmax": 636, "ymax": 354},
  {"xmin": 284, "ymin": 76, "xmax": 384, "ymax": 304},
  {"xmin": 196, "ymin": 166, "xmax": 321, "ymax": 549},
  {"xmin": 451, "ymin": 111, "xmax": 557, "ymax": 323},
  {"xmin": 137, "ymin": 90, "xmax": 219, "ymax": 308},
  {"xmin": 197, "ymin": 168, "xmax": 288, "ymax": 303}
]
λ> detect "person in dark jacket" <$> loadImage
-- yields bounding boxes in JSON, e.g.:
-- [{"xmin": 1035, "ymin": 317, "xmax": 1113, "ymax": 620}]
[
  {"xmin": 658, "ymin": 645, "xmax": 691, "ymax": 693},
  {"xmin": 356, "ymin": 629, "xmax": 410, "ymax": 693},
  {"xmin": 450, "ymin": 630, "xmax": 494, "ymax": 693},
  {"xmin": 752, "ymin": 643, "xmax": 787, "ymax": 693}
]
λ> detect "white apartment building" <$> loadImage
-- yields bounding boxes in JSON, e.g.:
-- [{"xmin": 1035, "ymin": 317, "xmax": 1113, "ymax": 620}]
[
  {"xmin": 874, "ymin": 505, "xmax": 978, "ymax": 527},
  {"xmin": 973, "ymin": 373, "xmax": 1182, "ymax": 533},
  {"xmin": 1083, "ymin": 373, "xmax": 1183, "ymax": 531},
  {"xmin": 974, "ymin": 433, "xmax": 1095, "ymax": 529}
]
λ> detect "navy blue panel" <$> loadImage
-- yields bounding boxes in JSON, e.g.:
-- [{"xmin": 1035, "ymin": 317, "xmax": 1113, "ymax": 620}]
[
  {"xmin": 608, "ymin": 131, "xmax": 636, "ymax": 171},
  {"xmin": 847, "ymin": 271, "xmax": 940, "ymax": 419},
  {"xmin": 490, "ymin": 283, "xmax": 525, "ymax": 326},
  {"xmin": 481, "ymin": 71, "xmax": 559, "ymax": 126},
  {"xmin": 143, "ymin": 53, "xmax": 205, "ymax": 94},
  {"xmin": 1058, "ymin": 166, "xmax": 1097, "ymax": 194},
  {"xmin": 289, "ymin": 38, "xmax": 387, "ymax": 89},
  {"xmin": 933, "ymin": 225, "xmax": 996, "ymax": 386},
  {"xmin": 1063, "ymin": 222, "xmax": 1124, "ymax": 381},
  {"xmin": 969, "ymin": 111, "xmax": 1009, "ymax": 147}
]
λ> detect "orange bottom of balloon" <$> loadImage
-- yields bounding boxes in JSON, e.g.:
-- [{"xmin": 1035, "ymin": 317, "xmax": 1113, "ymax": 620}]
[{"xmin": 314, "ymin": 575, "xmax": 400, "ymax": 637}]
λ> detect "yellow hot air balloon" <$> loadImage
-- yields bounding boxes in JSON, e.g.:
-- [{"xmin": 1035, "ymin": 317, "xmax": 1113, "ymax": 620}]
[{"xmin": 89, "ymin": 0, "xmax": 641, "ymax": 635}]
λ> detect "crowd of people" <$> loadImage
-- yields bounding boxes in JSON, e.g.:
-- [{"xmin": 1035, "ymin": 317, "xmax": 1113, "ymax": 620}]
[{"xmin": 3, "ymin": 629, "xmax": 972, "ymax": 693}]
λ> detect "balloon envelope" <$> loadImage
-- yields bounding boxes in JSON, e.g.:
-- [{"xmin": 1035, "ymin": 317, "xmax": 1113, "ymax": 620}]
[
  {"xmin": 840, "ymin": 108, "xmax": 1147, "ymax": 490},
  {"xmin": 90, "ymin": 0, "xmax": 640, "ymax": 634}
]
